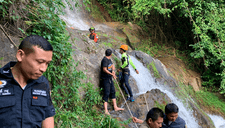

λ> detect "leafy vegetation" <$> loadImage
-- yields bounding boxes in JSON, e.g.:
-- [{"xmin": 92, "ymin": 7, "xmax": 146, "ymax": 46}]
[
  {"xmin": 97, "ymin": 0, "xmax": 225, "ymax": 95},
  {"xmin": 0, "ymin": 0, "xmax": 126, "ymax": 127},
  {"xmin": 176, "ymin": 83, "xmax": 225, "ymax": 117},
  {"xmin": 148, "ymin": 62, "xmax": 161, "ymax": 78}
]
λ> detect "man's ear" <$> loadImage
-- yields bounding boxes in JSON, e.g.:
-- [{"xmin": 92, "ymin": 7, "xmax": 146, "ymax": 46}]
[
  {"xmin": 147, "ymin": 118, "xmax": 153, "ymax": 124},
  {"xmin": 16, "ymin": 49, "xmax": 25, "ymax": 62}
]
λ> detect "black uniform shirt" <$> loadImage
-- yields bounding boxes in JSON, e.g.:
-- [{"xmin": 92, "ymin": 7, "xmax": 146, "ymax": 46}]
[
  {"xmin": 0, "ymin": 61, "xmax": 55, "ymax": 128},
  {"xmin": 101, "ymin": 57, "xmax": 113, "ymax": 79}
]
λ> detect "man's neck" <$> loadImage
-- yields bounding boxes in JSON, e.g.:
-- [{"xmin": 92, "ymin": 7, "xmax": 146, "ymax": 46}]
[
  {"xmin": 11, "ymin": 63, "xmax": 28, "ymax": 88},
  {"xmin": 105, "ymin": 56, "xmax": 111, "ymax": 59}
]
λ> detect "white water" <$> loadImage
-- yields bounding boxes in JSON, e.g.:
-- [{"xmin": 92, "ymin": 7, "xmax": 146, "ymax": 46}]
[
  {"xmin": 208, "ymin": 114, "xmax": 225, "ymax": 128},
  {"xmin": 59, "ymin": 0, "xmax": 90, "ymax": 30},
  {"xmin": 59, "ymin": 0, "xmax": 225, "ymax": 127},
  {"xmin": 127, "ymin": 55, "xmax": 200, "ymax": 128}
]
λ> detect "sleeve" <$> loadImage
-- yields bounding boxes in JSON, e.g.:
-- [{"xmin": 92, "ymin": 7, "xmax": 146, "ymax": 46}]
[
  {"xmin": 102, "ymin": 58, "xmax": 108, "ymax": 68},
  {"xmin": 43, "ymin": 78, "xmax": 55, "ymax": 118},
  {"xmin": 129, "ymin": 56, "xmax": 136, "ymax": 70},
  {"xmin": 94, "ymin": 34, "xmax": 98, "ymax": 43},
  {"xmin": 120, "ymin": 54, "xmax": 128, "ymax": 69}
]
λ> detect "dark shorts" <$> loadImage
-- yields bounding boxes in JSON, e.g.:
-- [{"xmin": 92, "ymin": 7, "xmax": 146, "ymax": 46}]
[{"xmin": 102, "ymin": 78, "xmax": 116, "ymax": 102}]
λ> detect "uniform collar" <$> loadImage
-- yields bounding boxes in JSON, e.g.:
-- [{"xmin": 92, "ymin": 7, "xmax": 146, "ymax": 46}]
[
  {"xmin": 0, "ymin": 61, "xmax": 43, "ymax": 84},
  {"xmin": 0, "ymin": 61, "xmax": 16, "ymax": 78}
]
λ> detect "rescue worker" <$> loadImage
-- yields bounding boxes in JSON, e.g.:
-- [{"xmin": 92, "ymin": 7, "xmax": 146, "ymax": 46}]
[
  {"xmin": 118, "ymin": 44, "xmax": 139, "ymax": 102},
  {"xmin": 132, "ymin": 107, "xmax": 164, "ymax": 128},
  {"xmin": 162, "ymin": 103, "xmax": 187, "ymax": 128},
  {"xmin": 101, "ymin": 49, "xmax": 124, "ymax": 115},
  {"xmin": 0, "ymin": 35, "xmax": 55, "ymax": 127},
  {"xmin": 88, "ymin": 27, "xmax": 98, "ymax": 43}
]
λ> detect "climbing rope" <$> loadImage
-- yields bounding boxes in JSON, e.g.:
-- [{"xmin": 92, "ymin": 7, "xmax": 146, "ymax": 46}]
[
  {"xmin": 143, "ymin": 93, "xmax": 149, "ymax": 111},
  {"xmin": 114, "ymin": 78, "xmax": 138, "ymax": 128}
]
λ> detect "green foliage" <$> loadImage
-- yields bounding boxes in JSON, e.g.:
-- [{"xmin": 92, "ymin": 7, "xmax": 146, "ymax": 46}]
[
  {"xmin": 0, "ymin": 0, "xmax": 127, "ymax": 127},
  {"xmin": 148, "ymin": 62, "xmax": 160, "ymax": 78},
  {"xmin": 103, "ymin": 42, "xmax": 113, "ymax": 48},
  {"xmin": 96, "ymin": 0, "xmax": 225, "ymax": 94},
  {"xmin": 154, "ymin": 100, "xmax": 167, "ymax": 113},
  {"xmin": 97, "ymin": 0, "xmax": 134, "ymax": 22},
  {"xmin": 176, "ymin": 83, "xmax": 225, "ymax": 117}
]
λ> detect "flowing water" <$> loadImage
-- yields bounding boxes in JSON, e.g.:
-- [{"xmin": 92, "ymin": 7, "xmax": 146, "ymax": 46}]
[
  {"xmin": 208, "ymin": 115, "xmax": 225, "ymax": 128},
  {"xmin": 60, "ymin": 0, "xmax": 225, "ymax": 127},
  {"xmin": 116, "ymin": 52, "xmax": 200, "ymax": 127},
  {"xmin": 128, "ymin": 55, "xmax": 225, "ymax": 128},
  {"xmin": 59, "ymin": 0, "xmax": 90, "ymax": 30}
]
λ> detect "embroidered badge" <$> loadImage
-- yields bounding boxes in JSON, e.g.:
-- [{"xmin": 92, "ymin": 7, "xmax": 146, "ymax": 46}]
[
  {"xmin": 0, "ymin": 88, "xmax": 12, "ymax": 96},
  {"xmin": 33, "ymin": 96, "xmax": 38, "ymax": 99},
  {"xmin": 32, "ymin": 89, "xmax": 47, "ymax": 96},
  {"xmin": 3, "ymin": 70, "xmax": 10, "ymax": 74},
  {"xmin": 0, "ymin": 80, "xmax": 7, "ymax": 88}
]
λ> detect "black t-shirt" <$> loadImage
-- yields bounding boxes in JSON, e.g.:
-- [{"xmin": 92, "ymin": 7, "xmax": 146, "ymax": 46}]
[{"xmin": 101, "ymin": 56, "xmax": 113, "ymax": 79}]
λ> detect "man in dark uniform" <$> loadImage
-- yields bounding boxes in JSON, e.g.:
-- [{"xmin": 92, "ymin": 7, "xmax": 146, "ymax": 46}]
[
  {"xmin": 88, "ymin": 27, "xmax": 98, "ymax": 43},
  {"xmin": 0, "ymin": 35, "xmax": 55, "ymax": 127},
  {"xmin": 162, "ymin": 103, "xmax": 187, "ymax": 128},
  {"xmin": 132, "ymin": 107, "xmax": 164, "ymax": 128},
  {"xmin": 101, "ymin": 49, "xmax": 124, "ymax": 115}
]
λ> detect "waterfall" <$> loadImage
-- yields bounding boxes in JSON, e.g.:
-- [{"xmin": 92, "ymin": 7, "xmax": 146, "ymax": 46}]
[
  {"xmin": 116, "ymin": 51, "xmax": 225, "ymax": 128},
  {"xmin": 59, "ymin": 0, "xmax": 225, "ymax": 127},
  {"xmin": 208, "ymin": 114, "xmax": 225, "ymax": 128},
  {"xmin": 59, "ymin": 0, "xmax": 90, "ymax": 30},
  {"xmin": 128, "ymin": 55, "xmax": 200, "ymax": 127}
]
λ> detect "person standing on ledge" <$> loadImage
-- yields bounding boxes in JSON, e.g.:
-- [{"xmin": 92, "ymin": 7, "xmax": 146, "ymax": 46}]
[
  {"xmin": 118, "ymin": 44, "xmax": 139, "ymax": 102},
  {"xmin": 88, "ymin": 27, "xmax": 98, "ymax": 43},
  {"xmin": 0, "ymin": 35, "xmax": 55, "ymax": 128},
  {"xmin": 101, "ymin": 49, "xmax": 124, "ymax": 115}
]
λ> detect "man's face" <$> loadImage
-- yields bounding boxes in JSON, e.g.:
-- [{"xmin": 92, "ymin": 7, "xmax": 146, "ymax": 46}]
[
  {"xmin": 119, "ymin": 49, "xmax": 123, "ymax": 54},
  {"xmin": 166, "ymin": 112, "xmax": 178, "ymax": 122},
  {"xmin": 90, "ymin": 29, "xmax": 94, "ymax": 34},
  {"xmin": 20, "ymin": 46, "xmax": 52, "ymax": 80},
  {"xmin": 148, "ymin": 117, "xmax": 163, "ymax": 128}
]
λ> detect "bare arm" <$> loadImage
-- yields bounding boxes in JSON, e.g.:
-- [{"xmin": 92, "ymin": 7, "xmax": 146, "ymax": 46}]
[
  {"xmin": 42, "ymin": 116, "xmax": 54, "ymax": 128},
  {"xmin": 103, "ymin": 66, "xmax": 116, "ymax": 79},
  {"xmin": 132, "ymin": 117, "xmax": 144, "ymax": 124}
]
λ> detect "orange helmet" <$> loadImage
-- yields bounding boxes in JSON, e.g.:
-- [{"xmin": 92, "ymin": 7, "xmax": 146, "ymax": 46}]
[{"xmin": 120, "ymin": 44, "xmax": 128, "ymax": 51}]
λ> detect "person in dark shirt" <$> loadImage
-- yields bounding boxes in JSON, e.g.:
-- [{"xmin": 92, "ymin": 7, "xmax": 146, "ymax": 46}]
[
  {"xmin": 162, "ymin": 103, "xmax": 187, "ymax": 128},
  {"xmin": 0, "ymin": 35, "xmax": 55, "ymax": 128},
  {"xmin": 132, "ymin": 107, "xmax": 164, "ymax": 128},
  {"xmin": 101, "ymin": 49, "xmax": 124, "ymax": 115}
]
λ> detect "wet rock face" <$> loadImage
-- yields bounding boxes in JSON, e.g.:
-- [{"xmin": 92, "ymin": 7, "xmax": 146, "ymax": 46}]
[
  {"xmin": 189, "ymin": 102, "xmax": 215, "ymax": 128},
  {"xmin": 0, "ymin": 31, "xmax": 20, "ymax": 67},
  {"xmin": 126, "ymin": 51, "xmax": 215, "ymax": 128},
  {"xmin": 109, "ymin": 89, "xmax": 171, "ymax": 128}
]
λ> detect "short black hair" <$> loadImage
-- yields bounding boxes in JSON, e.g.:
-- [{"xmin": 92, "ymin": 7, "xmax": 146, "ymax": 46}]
[
  {"xmin": 105, "ymin": 49, "xmax": 112, "ymax": 56},
  {"xmin": 165, "ymin": 103, "xmax": 179, "ymax": 114},
  {"xmin": 146, "ymin": 107, "xmax": 164, "ymax": 122},
  {"xmin": 19, "ymin": 35, "xmax": 53, "ymax": 54}
]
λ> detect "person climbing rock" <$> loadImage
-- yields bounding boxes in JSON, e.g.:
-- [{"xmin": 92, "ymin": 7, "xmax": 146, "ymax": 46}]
[
  {"xmin": 88, "ymin": 27, "xmax": 98, "ymax": 43},
  {"xmin": 162, "ymin": 103, "xmax": 187, "ymax": 128},
  {"xmin": 117, "ymin": 44, "xmax": 139, "ymax": 102},
  {"xmin": 101, "ymin": 49, "xmax": 124, "ymax": 115},
  {"xmin": 132, "ymin": 107, "xmax": 164, "ymax": 128}
]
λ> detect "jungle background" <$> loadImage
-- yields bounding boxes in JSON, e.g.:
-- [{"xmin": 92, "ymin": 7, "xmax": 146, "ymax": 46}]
[{"xmin": 0, "ymin": 0, "xmax": 225, "ymax": 127}]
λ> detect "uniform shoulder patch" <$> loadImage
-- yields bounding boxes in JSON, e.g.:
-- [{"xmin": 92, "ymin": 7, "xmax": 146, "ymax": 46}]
[{"xmin": 0, "ymin": 80, "xmax": 7, "ymax": 88}]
